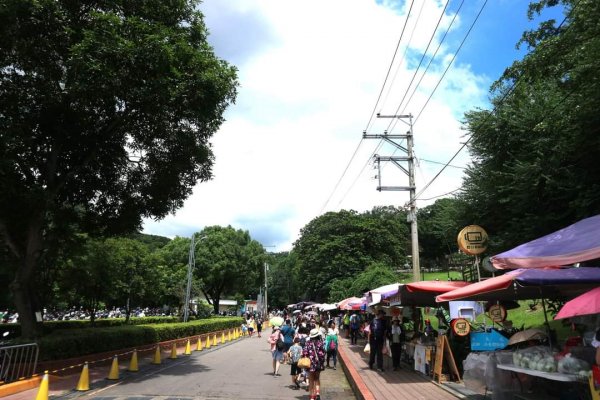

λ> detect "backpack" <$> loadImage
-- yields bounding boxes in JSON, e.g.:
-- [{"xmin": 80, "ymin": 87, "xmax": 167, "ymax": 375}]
[
  {"xmin": 276, "ymin": 334, "xmax": 285, "ymax": 351},
  {"xmin": 329, "ymin": 339, "xmax": 336, "ymax": 350}
]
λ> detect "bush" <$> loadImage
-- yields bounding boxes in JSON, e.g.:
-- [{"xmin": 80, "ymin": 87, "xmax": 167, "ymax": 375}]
[{"xmin": 36, "ymin": 316, "xmax": 244, "ymax": 361}]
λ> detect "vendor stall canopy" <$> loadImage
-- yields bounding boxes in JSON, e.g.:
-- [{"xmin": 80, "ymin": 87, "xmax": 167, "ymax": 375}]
[
  {"xmin": 491, "ymin": 214, "xmax": 600, "ymax": 270},
  {"xmin": 436, "ymin": 267, "xmax": 600, "ymax": 303}
]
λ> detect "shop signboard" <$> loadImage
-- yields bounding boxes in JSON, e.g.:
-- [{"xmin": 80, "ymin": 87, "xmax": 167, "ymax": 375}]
[
  {"xmin": 457, "ymin": 225, "xmax": 488, "ymax": 255},
  {"xmin": 470, "ymin": 329, "xmax": 509, "ymax": 351}
]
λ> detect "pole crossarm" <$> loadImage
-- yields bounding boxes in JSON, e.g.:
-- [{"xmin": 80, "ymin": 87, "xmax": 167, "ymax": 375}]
[{"xmin": 365, "ymin": 113, "xmax": 421, "ymax": 282}]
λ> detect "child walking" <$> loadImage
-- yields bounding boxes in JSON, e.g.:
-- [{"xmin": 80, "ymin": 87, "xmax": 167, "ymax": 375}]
[{"xmin": 287, "ymin": 337, "xmax": 303, "ymax": 389}]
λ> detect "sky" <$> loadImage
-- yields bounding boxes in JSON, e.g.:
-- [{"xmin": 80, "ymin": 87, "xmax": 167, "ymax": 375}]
[{"xmin": 142, "ymin": 0, "xmax": 565, "ymax": 251}]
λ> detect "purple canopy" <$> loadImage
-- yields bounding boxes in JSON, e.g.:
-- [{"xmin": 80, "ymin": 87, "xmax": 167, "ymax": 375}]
[{"xmin": 491, "ymin": 215, "xmax": 600, "ymax": 270}]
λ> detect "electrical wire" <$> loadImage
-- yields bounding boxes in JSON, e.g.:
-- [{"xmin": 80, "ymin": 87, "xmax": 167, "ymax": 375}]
[
  {"xmin": 413, "ymin": 0, "xmax": 488, "ymax": 125},
  {"xmin": 363, "ymin": 0, "xmax": 416, "ymax": 133},
  {"xmin": 321, "ymin": 1, "xmax": 416, "ymax": 212},
  {"xmin": 408, "ymin": 0, "xmax": 581, "ymax": 207},
  {"xmin": 386, "ymin": 0, "xmax": 451, "ymax": 132}
]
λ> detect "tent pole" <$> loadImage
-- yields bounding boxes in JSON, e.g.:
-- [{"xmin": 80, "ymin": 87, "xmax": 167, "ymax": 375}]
[{"xmin": 540, "ymin": 288, "xmax": 552, "ymax": 349}]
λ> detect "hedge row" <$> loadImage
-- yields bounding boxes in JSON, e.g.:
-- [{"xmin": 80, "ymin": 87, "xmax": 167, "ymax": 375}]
[
  {"xmin": 1, "ymin": 316, "xmax": 184, "ymax": 338},
  {"xmin": 36, "ymin": 316, "xmax": 244, "ymax": 361}
]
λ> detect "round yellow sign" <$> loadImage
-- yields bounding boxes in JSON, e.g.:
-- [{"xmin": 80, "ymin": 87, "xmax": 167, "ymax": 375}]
[
  {"xmin": 488, "ymin": 304, "xmax": 507, "ymax": 322},
  {"xmin": 457, "ymin": 225, "xmax": 489, "ymax": 255},
  {"xmin": 451, "ymin": 318, "xmax": 471, "ymax": 336}
]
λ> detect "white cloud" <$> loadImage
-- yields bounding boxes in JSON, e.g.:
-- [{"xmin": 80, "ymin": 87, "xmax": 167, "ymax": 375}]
[{"xmin": 143, "ymin": 0, "xmax": 490, "ymax": 250}]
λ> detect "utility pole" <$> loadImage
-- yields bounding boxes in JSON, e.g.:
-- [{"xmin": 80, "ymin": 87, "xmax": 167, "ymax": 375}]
[
  {"xmin": 264, "ymin": 262, "xmax": 269, "ymax": 317},
  {"xmin": 363, "ymin": 113, "xmax": 421, "ymax": 282}
]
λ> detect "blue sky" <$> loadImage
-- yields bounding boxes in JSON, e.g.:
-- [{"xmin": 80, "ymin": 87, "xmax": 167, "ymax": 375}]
[{"xmin": 142, "ymin": 0, "xmax": 565, "ymax": 250}]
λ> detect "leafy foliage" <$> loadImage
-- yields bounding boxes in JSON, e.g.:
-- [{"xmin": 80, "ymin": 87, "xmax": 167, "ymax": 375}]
[
  {"xmin": 293, "ymin": 207, "xmax": 409, "ymax": 302},
  {"xmin": 0, "ymin": 0, "xmax": 238, "ymax": 338},
  {"xmin": 459, "ymin": 0, "xmax": 600, "ymax": 252}
]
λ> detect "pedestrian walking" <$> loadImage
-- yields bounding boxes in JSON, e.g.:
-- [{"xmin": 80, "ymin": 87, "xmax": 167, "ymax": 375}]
[
  {"xmin": 389, "ymin": 316, "xmax": 403, "ymax": 370},
  {"xmin": 368, "ymin": 309, "xmax": 388, "ymax": 372},
  {"xmin": 287, "ymin": 337, "xmax": 303, "ymax": 389},
  {"xmin": 349, "ymin": 312, "xmax": 360, "ymax": 345},
  {"xmin": 268, "ymin": 326, "xmax": 284, "ymax": 376},
  {"xmin": 324, "ymin": 321, "xmax": 339, "ymax": 370},
  {"xmin": 256, "ymin": 317, "xmax": 263, "ymax": 338},
  {"xmin": 302, "ymin": 328, "xmax": 325, "ymax": 400}
]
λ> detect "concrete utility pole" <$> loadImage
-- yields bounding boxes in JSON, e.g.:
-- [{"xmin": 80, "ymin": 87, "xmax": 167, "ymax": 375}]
[
  {"xmin": 263, "ymin": 262, "xmax": 269, "ymax": 317},
  {"xmin": 363, "ymin": 113, "xmax": 421, "ymax": 282}
]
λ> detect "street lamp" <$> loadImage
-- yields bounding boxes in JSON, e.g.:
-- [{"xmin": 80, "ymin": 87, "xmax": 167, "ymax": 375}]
[{"xmin": 183, "ymin": 234, "xmax": 207, "ymax": 322}]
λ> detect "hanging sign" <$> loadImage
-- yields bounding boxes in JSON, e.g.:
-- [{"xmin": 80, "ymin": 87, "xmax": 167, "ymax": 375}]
[
  {"xmin": 488, "ymin": 304, "xmax": 507, "ymax": 322},
  {"xmin": 457, "ymin": 225, "xmax": 489, "ymax": 255},
  {"xmin": 451, "ymin": 318, "xmax": 471, "ymax": 336}
]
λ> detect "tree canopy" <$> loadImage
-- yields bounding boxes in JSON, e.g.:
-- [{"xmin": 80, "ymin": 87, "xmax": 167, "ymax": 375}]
[
  {"xmin": 293, "ymin": 207, "xmax": 410, "ymax": 301},
  {"xmin": 459, "ymin": 0, "xmax": 600, "ymax": 252},
  {"xmin": 0, "ymin": 0, "xmax": 238, "ymax": 337}
]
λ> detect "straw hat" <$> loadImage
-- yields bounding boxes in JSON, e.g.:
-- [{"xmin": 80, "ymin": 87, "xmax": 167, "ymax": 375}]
[{"xmin": 309, "ymin": 328, "xmax": 320, "ymax": 338}]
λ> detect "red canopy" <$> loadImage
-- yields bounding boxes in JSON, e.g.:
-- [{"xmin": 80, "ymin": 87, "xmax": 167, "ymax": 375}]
[
  {"xmin": 405, "ymin": 280, "xmax": 470, "ymax": 293},
  {"xmin": 337, "ymin": 296, "xmax": 366, "ymax": 310}
]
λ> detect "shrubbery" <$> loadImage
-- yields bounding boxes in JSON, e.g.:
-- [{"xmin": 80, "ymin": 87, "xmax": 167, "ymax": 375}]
[{"xmin": 35, "ymin": 316, "xmax": 244, "ymax": 361}]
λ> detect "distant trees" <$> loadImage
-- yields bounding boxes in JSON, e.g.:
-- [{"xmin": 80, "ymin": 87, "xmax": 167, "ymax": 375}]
[{"xmin": 293, "ymin": 207, "xmax": 410, "ymax": 302}]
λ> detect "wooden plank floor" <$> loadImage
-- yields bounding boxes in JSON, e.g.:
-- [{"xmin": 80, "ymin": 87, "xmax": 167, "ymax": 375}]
[{"xmin": 337, "ymin": 336, "xmax": 462, "ymax": 400}]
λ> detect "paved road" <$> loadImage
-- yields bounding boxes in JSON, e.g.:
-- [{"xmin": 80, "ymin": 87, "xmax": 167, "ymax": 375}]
[{"xmin": 59, "ymin": 334, "xmax": 356, "ymax": 400}]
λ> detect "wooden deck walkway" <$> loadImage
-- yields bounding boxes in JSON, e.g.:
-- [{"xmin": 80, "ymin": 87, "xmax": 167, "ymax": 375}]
[{"xmin": 337, "ymin": 336, "xmax": 474, "ymax": 400}]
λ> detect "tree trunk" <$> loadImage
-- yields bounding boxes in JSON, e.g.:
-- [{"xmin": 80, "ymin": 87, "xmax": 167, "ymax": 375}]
[{"xmin": 8, "ymin": 216, "xmax": 45, "ymax": 339}]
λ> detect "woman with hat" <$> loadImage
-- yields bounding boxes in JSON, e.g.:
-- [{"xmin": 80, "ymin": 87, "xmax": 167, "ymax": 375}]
[{"xmin": 302, "ymin": 328, "xmax": 326, "ymax": 400}]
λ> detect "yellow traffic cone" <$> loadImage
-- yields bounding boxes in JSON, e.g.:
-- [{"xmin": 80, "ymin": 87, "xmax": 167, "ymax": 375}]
[
  {"xmin": 35, "ymin": 371, "xmax": 49, "ymax": 400},
  {"xmin": 76, "ymin": 362, "xmax": 90, "ymax": 391},
  {"xmin": 184, "ymin": 339, "xmax": 192, "ymax": 355},
  {"xmin": 151, "ymin": 345, "xmax": 162, "ymax": 364},
  {"xmin": 221, "ymin": 331, "xmax": 225, "ymax": 344},
  {"xmin": 228, "ymin": 330, "xmax": 232, "ymax": 342},
  {"xmin": 196, "ymin": 336, "xmax": 203, "ymax": 351},
  {"xmin": 205, "ymin": 336, "xmax": 211, "ymax": 349},
  {"xmin": 128, "ymin": 350, "xmax": 139, "ymax": 372},
  {"xmin": 236, "ymin": 328, "xmax": 240, "ymax": 339},
  {"xmin": 107, "ymin": 355, "xmax": 119, "ymax": 380},
  {"xmin": 169, "ymin": 342, "xmax": 178, "ymax": 359},
  {"xmin": 212, "ymin": 334, "xmax": 217, "ymax": 346}
]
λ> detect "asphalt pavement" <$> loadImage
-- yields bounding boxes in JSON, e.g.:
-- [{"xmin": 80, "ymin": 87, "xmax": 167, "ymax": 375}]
[{"xmin": 7, "ymin": 332, "xmax": 356, "ymax": 400}]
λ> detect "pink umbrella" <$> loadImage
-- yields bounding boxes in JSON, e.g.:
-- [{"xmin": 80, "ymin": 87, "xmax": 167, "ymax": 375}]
[
  {"xmin": 555, "ymin": 286, "xmax": 600, "ymax": 319},
  {"xmin": 337, "ymin": 296, "xmax": 366, "ymax": 310}
]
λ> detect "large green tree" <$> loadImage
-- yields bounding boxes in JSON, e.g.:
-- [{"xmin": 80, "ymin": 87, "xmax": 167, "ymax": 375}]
[
  {"xmin": 194, "ymin": 226, "xmax": 265, "ymax": 315},
  {"xmin": 0, "ymin": 0, "xmax": 238, "ymax": 337},
  {"xmin": 459, "ymin": 0, "xmax": 600, "ymax": 251},
  {"xmin": 294, "ymin": 206, "xmax": 409, "ymax": 301}
]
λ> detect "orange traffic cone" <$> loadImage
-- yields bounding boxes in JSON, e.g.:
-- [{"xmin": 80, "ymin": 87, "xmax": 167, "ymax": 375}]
[{"xmin": 35, "ymin": 371, "xmax": 49, "ymax": 400}]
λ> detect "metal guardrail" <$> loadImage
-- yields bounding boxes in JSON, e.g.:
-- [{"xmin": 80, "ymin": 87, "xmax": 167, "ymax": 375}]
[{"xmin": 0, "ymin": 343, "xmax": 39, "ymax": 384}]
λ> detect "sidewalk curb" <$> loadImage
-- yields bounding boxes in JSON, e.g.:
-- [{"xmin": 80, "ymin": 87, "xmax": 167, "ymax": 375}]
[{"xmin": 337, "ymin": 341, "xmax": 376, "ymax": 400}]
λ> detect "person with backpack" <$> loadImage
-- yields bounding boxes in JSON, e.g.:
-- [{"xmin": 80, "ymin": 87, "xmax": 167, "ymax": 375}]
[
  {"xmin": 368, "ymin": 309, "xmax": 388, "ymax": 372},
  {"xmin": 324, "ymin": 321, "xmax": 339, "ymax": 369},
  {"xmin": 268, "ymin": 325, "xmax": 285, "ymax": 376},
  {"xmin": 349, "ymin": 312, "xmax": 361, "ymax": 345}
]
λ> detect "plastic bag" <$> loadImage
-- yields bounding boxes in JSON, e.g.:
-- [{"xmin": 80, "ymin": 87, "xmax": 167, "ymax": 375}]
[
  {"xmin": 557, "ymin": 353, "xmax": 590, "ymax": 374},
  {"xmin": 364, "ymin": 343, "xmax": 371, "ymax": 354},
  {"xmin": 513, "ymin": 345, "xmax": 555, "ymax": 370}
]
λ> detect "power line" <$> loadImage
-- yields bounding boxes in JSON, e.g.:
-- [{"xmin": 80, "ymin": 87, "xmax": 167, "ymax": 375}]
[
  {"xmin": 409, "ymin": 0, "xmax": 581, "ymax": 206},
  {"xmin": 321, "ymin": 1, "xmax": 417, "ymax": 213},
  {"xmin": 413, "ymin": 0, "xmax": 488, "ymax": 125},
  {"xmin": 386, "ymin": 0, "xmax": 451, "ymax": 130},
  {"xmin": 363, "ymin": 0, "xmax": 415, "ymax": 133}
]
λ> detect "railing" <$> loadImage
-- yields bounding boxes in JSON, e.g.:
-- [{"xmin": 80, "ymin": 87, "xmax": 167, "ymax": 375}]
[{"xmin": 0, "ymin": 343, "xmax": 39, "ymax": 384}]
